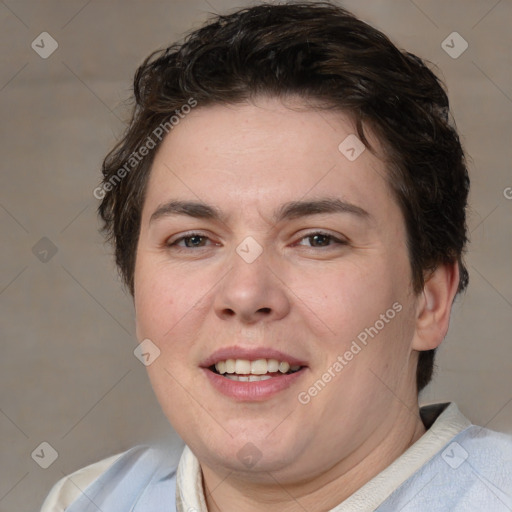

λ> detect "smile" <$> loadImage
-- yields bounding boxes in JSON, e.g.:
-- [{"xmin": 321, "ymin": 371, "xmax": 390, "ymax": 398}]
[
  {"xmin": 201, "ymin": 348, "xmax": 308, "ymax": 401},
  {"xmin": 211, "ymin": 358, "xmax": 303, "ymax": 381}
]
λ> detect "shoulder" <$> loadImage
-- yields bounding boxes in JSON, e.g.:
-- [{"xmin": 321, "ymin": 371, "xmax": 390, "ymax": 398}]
[
  {"xmin": 453, "ymin": 424, "xmax": 512, "ymax": 479},
  {"xmin": 381, "ymin": 425, "xmax": 512, "ymax": 511},
  {"xmin": 461, "ymin": 423, "xmax": 512, "ymax": 450},
  {"xmin": 435, "ymin": 426, "xmax": 512, "ymax": 509},
  {"xmin": 40, "ymin": 451, "xmax": 124, "ymax": 511},
  {"xmin": 40, "ymin": 444, "xmax": 181, "ymax": 512}
]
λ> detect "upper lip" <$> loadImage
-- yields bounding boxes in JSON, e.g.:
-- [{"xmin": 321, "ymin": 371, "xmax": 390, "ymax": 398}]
[{"xmin": 200, "ymin": 345, "xmax": 308, "ymax": 368}]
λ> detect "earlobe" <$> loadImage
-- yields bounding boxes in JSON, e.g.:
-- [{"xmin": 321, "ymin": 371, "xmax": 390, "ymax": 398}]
[{"xmin": 412, "ymin": 261, "xmax": 460, "ymax": 351}]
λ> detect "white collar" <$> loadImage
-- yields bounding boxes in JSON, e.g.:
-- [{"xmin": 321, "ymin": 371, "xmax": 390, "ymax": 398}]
[{"xmin": 176, "ymin": 402, "xmax": 471, "ymax": 512}]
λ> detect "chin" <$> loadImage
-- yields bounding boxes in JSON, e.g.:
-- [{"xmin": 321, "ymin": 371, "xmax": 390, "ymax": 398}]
[{"xmin": 189, "ymin": 426, "xmax": 309, "ymax": 475}]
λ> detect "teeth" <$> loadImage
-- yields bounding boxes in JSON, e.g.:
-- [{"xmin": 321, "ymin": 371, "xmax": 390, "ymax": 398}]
[
  {"xmin": 235, "ymin": 359, "xmax": 252, "ymax": 374},
  {"xmin": 249, "ymin": 375, "xmax": 269, "ymax": 382},
  {"xmin": 214, "ymin": 358, "xmax": 302, "ymax": 376},
  {"xmin": 267, "ymin": 359, "xmax": 279, "ymax": 372},
  {"xmin": 251, "ymin": 359, "xmax": 268, "ymax": 375},
  {"xmin": 279, "ymin": 361, "xmax": 290, "ymax": 373},
  {"xmin": 225, "ymin": 374, "xmax": 273, "ymax": 382},
  {"xmin": 225, "ymin": 359, "xmax": 236, "ymax": 373}
]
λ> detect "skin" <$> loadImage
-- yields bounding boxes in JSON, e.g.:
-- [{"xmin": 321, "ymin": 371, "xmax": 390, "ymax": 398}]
[{"xmin": 134, "ymin": 96, "xmax": 460, "ymax": 511}]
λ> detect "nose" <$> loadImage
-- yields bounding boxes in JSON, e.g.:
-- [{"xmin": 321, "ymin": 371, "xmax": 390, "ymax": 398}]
[{"xmin": 213, "ymin": 244, "xmax": 291, "ymax": 324}]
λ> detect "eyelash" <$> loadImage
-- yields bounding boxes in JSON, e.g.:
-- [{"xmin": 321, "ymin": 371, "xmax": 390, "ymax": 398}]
[{"xmin": 166, "ymin": 231, "xmax": 347, "ymax": 250}]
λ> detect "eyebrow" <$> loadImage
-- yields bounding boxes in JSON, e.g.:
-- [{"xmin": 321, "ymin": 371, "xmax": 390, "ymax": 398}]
[{"xmin": 149, "ymin": 198, "xmax": 370, "ymax": 225}]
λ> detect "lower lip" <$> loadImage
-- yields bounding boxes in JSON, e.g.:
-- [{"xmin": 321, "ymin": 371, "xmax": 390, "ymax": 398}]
[{"xmin": 202, "ymin": 368, "xmax": 306, "ymax": 401}]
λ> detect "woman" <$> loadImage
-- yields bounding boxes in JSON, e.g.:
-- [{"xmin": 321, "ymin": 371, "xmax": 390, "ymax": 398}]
[{"xmin": 41, "ymin": 2, "xmax": 512, "ymax": 510}]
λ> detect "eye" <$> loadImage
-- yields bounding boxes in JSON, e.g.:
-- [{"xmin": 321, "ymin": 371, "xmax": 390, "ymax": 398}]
[
  {"xmin": 296, "ymin": 231, "xmax": 347, "ymax": 248},
  {"xmin": 165, "ymin": 231, "xmax": 346, "ymax": 250},
  {"xmin": 167, "ymin": 232, "xmax": 217, "ymax": 249}
]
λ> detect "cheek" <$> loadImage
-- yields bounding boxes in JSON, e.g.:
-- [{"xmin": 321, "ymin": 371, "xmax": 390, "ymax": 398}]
[
  {"xmin": 293, "ymin": 258, "xmax": 399, "ymax": 335},
  {"xmin": 134, "ymin": 265, "xmax": 203, "ymax": 421},
  {"xmin": 134, "ymin": 262, "xmax": 202, "ymax": 340}
]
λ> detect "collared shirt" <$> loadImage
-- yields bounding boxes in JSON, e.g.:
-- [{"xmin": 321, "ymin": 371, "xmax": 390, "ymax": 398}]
[{"xmin": 41, "ymin": 402, "xmax": 512, "ymax": 511}]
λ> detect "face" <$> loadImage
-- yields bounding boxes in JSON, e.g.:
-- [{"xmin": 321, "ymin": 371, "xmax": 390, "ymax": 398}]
[{"xmin": 134, "ymin": 97, "xmax": 421, "ymax": 483}]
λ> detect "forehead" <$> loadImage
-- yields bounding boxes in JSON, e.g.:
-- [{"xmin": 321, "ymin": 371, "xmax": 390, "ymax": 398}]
[{"xmin": 142, "ymin": 97, "xmax": 397, "ymax": 225}]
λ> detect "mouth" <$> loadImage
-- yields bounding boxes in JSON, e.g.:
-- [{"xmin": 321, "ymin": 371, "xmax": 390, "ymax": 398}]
[
  {"xmin": 201, "ymin": 348, "xmax": 308, "ymax": 401},
  {"xmin": 209, "ymin": 358, "xmax": 304, "ymax": 381}
]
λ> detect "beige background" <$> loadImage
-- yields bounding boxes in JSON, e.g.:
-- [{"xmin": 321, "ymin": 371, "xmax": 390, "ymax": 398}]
[{"xmin": 0, "ymin": 1, "xmax": 511, "ymax": 511}]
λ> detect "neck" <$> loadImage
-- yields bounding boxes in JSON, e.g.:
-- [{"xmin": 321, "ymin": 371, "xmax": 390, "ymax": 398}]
[{"xmin": 201, "ymin": 405, "xmax": 426, "ymax": 512}]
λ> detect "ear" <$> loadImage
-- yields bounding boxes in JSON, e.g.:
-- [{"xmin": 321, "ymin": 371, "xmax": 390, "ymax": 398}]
[{"xmin": 412, "ymin": 261, "xmax": 460, "ymax": 351}]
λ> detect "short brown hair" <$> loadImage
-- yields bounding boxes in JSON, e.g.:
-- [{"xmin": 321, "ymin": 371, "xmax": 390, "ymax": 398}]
[{"xmin": 98, "ymin": 1, "xmax": 470, "ymax": 393}]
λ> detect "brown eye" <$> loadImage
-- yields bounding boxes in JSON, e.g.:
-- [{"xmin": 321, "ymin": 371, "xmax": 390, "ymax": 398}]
[
  {"xmin": 297, "ymin": 232, "xmax": 347, "ymax": 248},
  {"xmin": 308, "ymin": 233, "xmax": 331, "ymax": 247}
]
